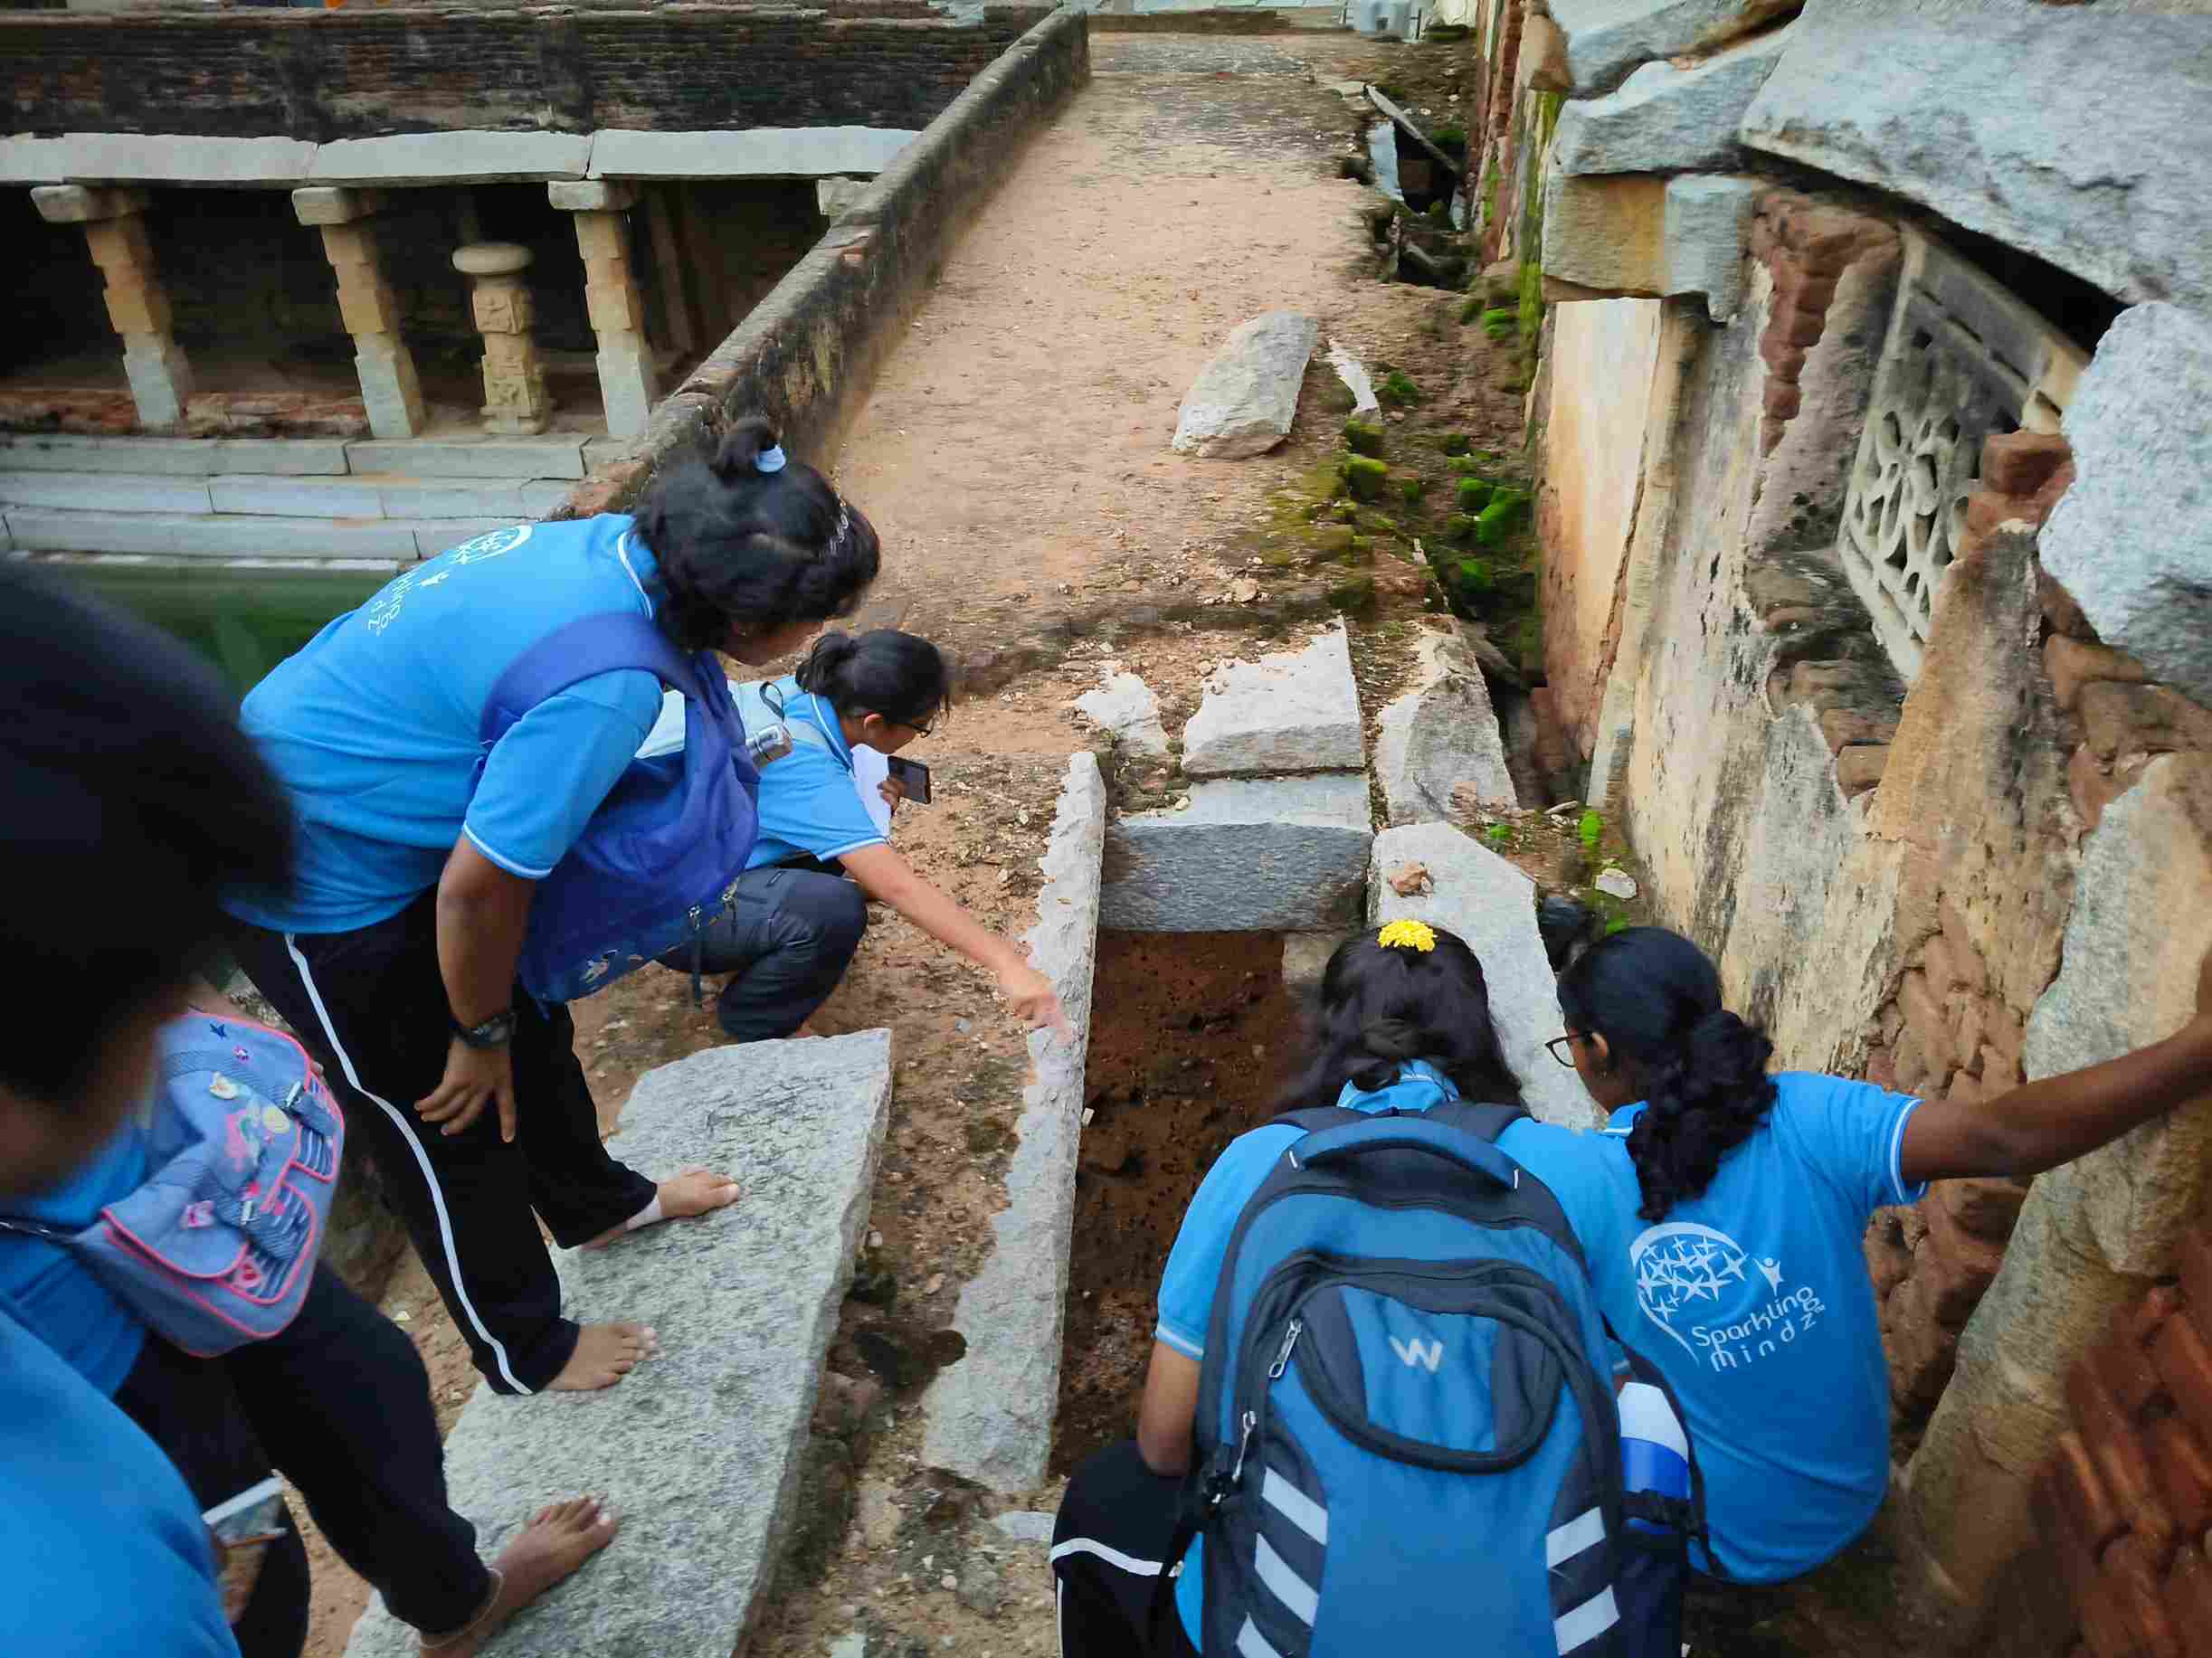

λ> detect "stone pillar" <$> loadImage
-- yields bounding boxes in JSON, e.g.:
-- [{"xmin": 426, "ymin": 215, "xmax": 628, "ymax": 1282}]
[
  {"xmin": 451, "ymin": 242, "xmax": 552, "ymax": 436},
  {"xmin": 549, "ymin": 181, "xmax": 660, "ymax": 441},
  {"xmin": 293, "ymin": 187, "xmax": 425, "ymax": 441},
  {"xmin": 32, "ymin": 185, "xmax": 194, "ymax": 431}
]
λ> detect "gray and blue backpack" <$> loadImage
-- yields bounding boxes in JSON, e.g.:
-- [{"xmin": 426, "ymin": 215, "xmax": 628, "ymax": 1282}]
[{"xmin": 1161, "ymin": 1100, "xmax": 1706, "ymax": 1658}]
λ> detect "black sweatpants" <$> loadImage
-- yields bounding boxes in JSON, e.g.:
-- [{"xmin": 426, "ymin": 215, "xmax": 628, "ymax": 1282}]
[
  {"xmin": 231, "ymin": 892, "xmax": 656, "ymax": 1395},
  {"xmin": 116, "ymin": 1265, "xmax": 493, "ymax": 1643},
  {"xmin": 658, "ymin": 864, "xmax": 869, "ymax": 1042},
  {"xmin": 1053, "ymin": 1439, "xmax": 1201, "ymax": 1658}
]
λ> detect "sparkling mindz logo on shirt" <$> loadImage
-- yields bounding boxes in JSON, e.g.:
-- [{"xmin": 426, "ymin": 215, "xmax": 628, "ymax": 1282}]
[
  {"xmin": 1629, "ymin": 1221, "xmax": 1823, "ymax": 1372},
  {"xmin": 363, "ymin": 524, "xmax": 535, "ymax": 635}
]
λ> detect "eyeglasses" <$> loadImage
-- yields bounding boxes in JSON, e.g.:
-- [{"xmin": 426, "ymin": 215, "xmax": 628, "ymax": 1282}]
[
  {"xmin": 901, "ymin": 715, "xmax": 935, "ymax": 739},
  {"xmin": 1544, "ymin": 1034, "xmax": 1581, "ymax": 1068}
]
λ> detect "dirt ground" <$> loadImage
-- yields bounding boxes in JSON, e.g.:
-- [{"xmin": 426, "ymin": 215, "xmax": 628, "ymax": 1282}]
[{"xmin": 297, "ymin": 27, "xmax": 1553, "ymax": 1658}]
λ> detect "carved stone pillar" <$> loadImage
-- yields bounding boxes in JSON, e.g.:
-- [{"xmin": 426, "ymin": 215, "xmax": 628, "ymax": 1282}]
[
  {"xmin": 452, "ymin": 242, "xmax": 552, "ymax": 436},
  {"xmin": 32, "ymin": 185, "xmax": 195, "ymax": 431},
  {"xmin": 293, "ymin": 187, "xmax": 425, "ymax": 441},
  {"xmin": 549, "ymin": 181, "xmax": 660, "ymax": 440}
]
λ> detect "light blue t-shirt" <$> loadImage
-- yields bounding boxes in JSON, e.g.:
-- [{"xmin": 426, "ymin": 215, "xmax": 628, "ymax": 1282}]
[
  {"xmin": 1499, "ymin": 1071, "xmax": 1925, "ymax": 1583},
  {"xmin": 0, "ymin": 1306, "xmax": 239, "ymax": 1656},
  {"xmin": 1152, "ymin": 1060, "xmax": 1462, "ymax": 1644},
  {"xmin": 0, "ymin": 1123, "xmax": 148, "ymax": 1396},
  {"xmin": 743, "ymin": 678, "xmax": 888, "ymax": 871},
  {"xmin": 223, "ymin": 516, "xmax": 669, "ymax": 934}
]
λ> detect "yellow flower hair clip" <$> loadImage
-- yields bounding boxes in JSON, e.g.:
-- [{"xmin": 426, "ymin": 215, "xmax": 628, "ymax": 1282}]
[{"xmin": 1377, "ymin": 919, "xmax": 1438, "ymax": 953}]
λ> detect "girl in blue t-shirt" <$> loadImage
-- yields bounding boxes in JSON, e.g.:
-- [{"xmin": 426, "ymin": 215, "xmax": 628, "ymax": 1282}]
[
  {"xmin": 684, "ymin": 628, "xmax": 1064, "ymax": 1039},
  {"xmin": 1498, "ymin": 924, "xmax": 2212, "ymax": 1590}
]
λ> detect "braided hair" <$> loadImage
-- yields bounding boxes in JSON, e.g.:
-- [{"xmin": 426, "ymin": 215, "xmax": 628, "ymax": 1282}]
[
  {"xmin": 1554, "ymin": 927, "xmax": 1777, "ymax": 1220},
  {"xmin": 1278, "ymin": 927, "xmax": 1523, "ymax": 1110},
  {"xmin": 632, "ymin": 416, "xmax": 881, "ymax": 652}
]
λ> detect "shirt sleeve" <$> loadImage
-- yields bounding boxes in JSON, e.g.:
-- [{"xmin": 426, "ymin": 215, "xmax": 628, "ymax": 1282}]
[
  {"xmin": 754, "ymin": 744, "xmax": 888, "ymax": 867},
  {"xmin": 462, "ymin": 668, "xmax": 663, "ymax": 878},
  {"xmin": 1778, "ymin": 1072, "xmax": 1928, "ymax": 1217},
  {"xmin": 1496, "ymin": 1119, "xmax": 1628, "ymax": 1265},
  {"xmin": 1154, "ymin": 1127, "xmax": 1302, "ymax": 1360}
]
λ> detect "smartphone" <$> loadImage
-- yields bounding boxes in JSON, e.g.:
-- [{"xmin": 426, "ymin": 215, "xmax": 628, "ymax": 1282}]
[{"xmin": 887, "ymin": 756, "xmax": 932, "ymax": 805}]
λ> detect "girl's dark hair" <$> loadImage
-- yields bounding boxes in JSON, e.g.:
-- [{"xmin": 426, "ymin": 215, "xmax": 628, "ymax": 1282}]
[
  {"xmin": 1554, "ymin": 926, "xmax": 1777, "ymax": 1220},
  {"xmin": 633, "ymin": 416, "xmax": 881, "ymax": 652},
  {"xmin": 1279, "ymin": 928, "xmax": 1522, "ymax": 1111},
  {"xmin": 794, "ymin": 629, "xmax": 951, "ymax": 730}
]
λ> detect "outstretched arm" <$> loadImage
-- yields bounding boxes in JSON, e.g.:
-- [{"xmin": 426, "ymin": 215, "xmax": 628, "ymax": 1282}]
[
  {"xmin": 838, "ymin": 843, "xmax": 1068, "ymax": 1034},
  {"xmin": 1900, "ymin": 949, "xmax": 2212, "ymax": 1186}
]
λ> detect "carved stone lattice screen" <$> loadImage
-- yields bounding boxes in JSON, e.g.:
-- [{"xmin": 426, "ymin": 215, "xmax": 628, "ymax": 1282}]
[{"xmin": 1837, "ymin": 235, "xmax": 2086, "ymax": 680}]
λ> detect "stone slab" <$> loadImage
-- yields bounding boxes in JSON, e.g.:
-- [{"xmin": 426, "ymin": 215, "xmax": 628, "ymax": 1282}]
[
  {"xmin": 922, "ymin": 754, "xmax": 1104, "ymax": 1492},
  {"xmin": 547, "ymin": 180, "xmax": 638, "ymax": 212},
  {"xmin": 209, "ymin": 475, "xmax": 384, "ymax": 519},
  {"xmin": 1374, "ymin": 625, "xmax": 1517, "ymax": 826},
  {"xmin": 1368, "ymin": 823, "xmax": 1601, "ymax": 1128},
  {"xmin": 30, "ymin": 184, "xmax": 147, "ymax": 223},
  {"xmin": 374, "ymin": 480, "xmax": 532, "ymax": 521},
  {"xmin": 1072, "ymin": 670, "xmax": 1171, "ymax": 758},
  {"xmin": 2039, "ymin": 304, "xmax": 2212, "ymax": 708},
  {"xmin": 344, "ymin": 1030, "xmax": 893, "ymax": 1658},
  {"xmin": 0, "ymin": 133, "xmax": 317, "ymax": 185},
  {"xmin": 0, "ymin": 470, "xmax": 211, "ymax": 515},
  {"xmin": 1548, "ymin": 0, "xmax": 1798, "ymax": 95},
  {"xmin": 0, "ymin": 436, "xmax": 353, "ymax": 477},
  {"xmin": 1552, "ymin": 25, "xmax": 1789, "ymax": 176},
  {"xmin": 587, "ymin": 128, "xmax": 921, "ymax": 180},
  {"xmin": 290, "ymin": 187, "xmax": 388, "ymax": 226},
  {"xmin": 1182, "ymin": 624, "xmax": 1362, "ymax": 777},
  {"xmin": 345, "ymin": 438, "xmax": 589, "ymax": 481},
  {"xmin": 1739, "ymin": 1, "xmax": 2212, "ymax": 315},
  {"xmin": 582, "ymin": 437, "xmax": 638, "ymax": 472},
  {"xmin": 1100, "ymin": 772, "xmax": 1372, "ymax": 932},
  {"xmin": 3, "ymin": 508, "xmax": 418, "ymax": 559},
  {"xmin": 309, "ymin": 132, "xmax": 593, "ymax": 186},
  {"xmin": 1281, "ymin": 931, "xmax": 1341, "ymax": 997},
  {"xmin": 1543, "ymin": 172, "xmax": 1762, "ymax": 323},
  {"xmin": 1171, "ymin": 309, "xmax": 1320, "ymax": 460},
  {"xmin": 403, "ymin": 520, "xmax": 527, "ymax": 560},
  {"xmin": 989, "ymin": 1511, "xmax": 1058, "ymax": 1546}
]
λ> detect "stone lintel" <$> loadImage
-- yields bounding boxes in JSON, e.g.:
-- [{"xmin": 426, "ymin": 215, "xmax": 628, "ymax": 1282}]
[
  {"xmin": 31, "ymin": 184, "xmax": 147, "ymax": 224},
  {"xmin": 547, "ymin": 179, "xmax": 639, "ymax": 213},
  {"xmin": 291, "ymin": 186, "xmax": 389, "ymax": 226},
  {"xmin": 1542, "ymin": 172, "xmax": 1763, "ymax": 323}
]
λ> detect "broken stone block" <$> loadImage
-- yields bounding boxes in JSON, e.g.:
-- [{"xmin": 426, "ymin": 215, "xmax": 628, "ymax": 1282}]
[
  {"xmin": 1369, "ymin": 823, "xmax": 1600, "ymax": 1129},
  {"xmin": 1548, "ymin": 0, "xmax": 1799, "ymax": 95},
  {"xmin": 342, "ymin": 1030, "xmax": 893, "ymax": 1658},
  {"xmin": 1171, "ymin": 310, "xmax": 1320, "ymax": 460},
  {"xmin": 1281, "ymin": 931, "xmax": 1341, "ymax": 997},
  {"xmin": 1542, "ymin": 173, "xmax": 1764, "ymax": 322},
  {"xmin": 1182, "ymin": 624, "xmax": 1363, "ymax": 778},
  {"xmin": 989, "ymin": 1510, "xmax": 1058, "ymax": 1547},
  {"xmin": 1552, "ymin": 27, "xmax": 1791, "ymax": 177},
  {"xmin": 1101, "ymin": 772, "xmax": 1372, "ymax": 933},
  {"xmin": 2039, "ymin": 305, "xmax": 2212, "ymax": 709},
  {"xmin": 1374, "ymin": 625, "xmax": 1517, "ymax": 827},
  {"xmin": 1074, "ymin": 670, "xmax": 1171, "ymax": 759}
]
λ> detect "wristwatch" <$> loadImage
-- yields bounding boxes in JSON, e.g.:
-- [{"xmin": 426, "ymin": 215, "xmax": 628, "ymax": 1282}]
[{"xmin": 450, "ymin": 1009, "xmax": 517, "ymax": 1049}]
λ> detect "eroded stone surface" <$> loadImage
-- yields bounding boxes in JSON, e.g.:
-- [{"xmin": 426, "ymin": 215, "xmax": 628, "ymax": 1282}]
[
  {"xmin": 343, "ymin": 1031, "xmax": 893, "ymax": 1658},
  {"xmin": 2040, "ymin": 304, "xmax": 2212, "ymax": 708},
  {"xmin": 1182, "ymin": 624, "xmax": 1362, "ymax": 777},
  {"xmin": 1375, "ymin": 624, "xmax": 1518, "ymax": 826},
  {"xmin": 1543, "ymin": 173, "xmax": 1762, "ymax": 322},
  {"xmin": 1073, "ymin": 670, "xmax": 1170, "ymax": 759},
  {"xmin": 1549, "ymin": 0, "xmax": 1799, "ymax": 95},
  {"xmin": 1171, "ymin": 309, "xmax": 1319, "ymax": 460},
  {"xmin": 1368, "ymin": 824, "xmax": 1600, "ymax": 1128},
  {"xmin": 1552, "ymin": 27, "xmax": 1789, "ymax": 176},
  {"xmin": 921, "ymin": 755, "xmax": 1104, "ymax": 1492},
  {"xmin": 1102, "ymin": 772, "xmax": 1372, "ymax": 932}
]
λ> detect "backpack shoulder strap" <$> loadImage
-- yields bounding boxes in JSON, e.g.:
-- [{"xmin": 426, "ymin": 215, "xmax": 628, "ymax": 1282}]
[
  {"xmin": 1423, "ymin": 1098, "xmax": 1532, "ymax": 1142},
  {"xmin": 1267, "ymin": 1104, "xmax": 1369, "ymax": 1137},
  {"xmin": 731, "ymin": 678, "xmax": 833, "ymax": 752},
  {"xmin": 481, "ymin": 612, "xmax": 690, "ymax": 744}
]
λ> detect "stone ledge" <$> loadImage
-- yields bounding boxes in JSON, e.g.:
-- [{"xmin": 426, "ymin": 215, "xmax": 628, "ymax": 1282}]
[
  {"xmin": 921, "ymin": 753, "xmax": 1104, "ymax": 1492},
  {"xmin": 1546, "ymin": 0, "xmax": 1799, "ymax": 96},
  {"xmin": 1541, "ymin": 172, "xmax": 1763, "ymax": 323},
  {"xmin": 1182, "ymin": 622, "xmax": 1362, "ymax": 778},
  {"xmin": 1100, "ymin": 772, "xmax": 1372, "ymax": 933},
  {"xmin": 343, "ymin": 1029, "xmax": 894, "ymax": 1658}
]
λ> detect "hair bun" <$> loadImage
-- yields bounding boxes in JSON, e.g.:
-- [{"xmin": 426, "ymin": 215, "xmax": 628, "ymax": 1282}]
[{"xmin": 710, "ymin": 416, "xmax": 783, "ymax": 483}]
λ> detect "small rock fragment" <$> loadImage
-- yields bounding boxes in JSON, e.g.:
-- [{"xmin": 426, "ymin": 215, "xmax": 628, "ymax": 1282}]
[
  {"xmin": 1595, "ymin": 868, "xmax": 1639, "ymax": 900},
  {"xmin": 1388, "ymin": 861, "xmax": 1434, "ymax": 896}
]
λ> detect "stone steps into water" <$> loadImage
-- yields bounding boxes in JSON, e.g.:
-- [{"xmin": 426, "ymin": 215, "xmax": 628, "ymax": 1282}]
[
  {"xmin": 1, "ymin": 506, "xmax": 517, "ymax": 562},
  {"xmin": 342, "ymin": 1029, "xmax": 893, "ymax": 1658},
  {"xmin": 0, "ymin": 432, "xmax": 611, "ymax": 479}
]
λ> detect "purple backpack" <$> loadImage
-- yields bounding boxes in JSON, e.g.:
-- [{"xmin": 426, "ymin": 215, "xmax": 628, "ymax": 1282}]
[
  {"xmin": 0, "ymin": 1017, "xmax": 344, "ymax": 1357},
  {"xmin": 479, "ymin": 611, "xmax": 762, "ymax": 1003}
]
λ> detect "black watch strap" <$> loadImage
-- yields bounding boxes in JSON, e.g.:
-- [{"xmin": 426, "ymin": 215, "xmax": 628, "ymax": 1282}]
[{"xmin": 451, "ymin": 1009, "xmax": 517, "ymax": 1049}]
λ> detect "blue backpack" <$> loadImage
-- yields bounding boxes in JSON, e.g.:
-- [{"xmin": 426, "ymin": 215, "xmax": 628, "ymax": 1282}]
[
  {"xmin": 479, "ymin": 611, "xmax": 760, "ymax": 1004},
  {"xmin": 1161, "ymin": 1100, "xmax": 1707, "ymax": 1658}
]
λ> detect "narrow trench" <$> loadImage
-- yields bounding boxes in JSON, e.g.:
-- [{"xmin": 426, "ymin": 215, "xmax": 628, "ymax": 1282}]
[{"xmin": 1049, "ymin": 932, "xmax": 1303, "ymax": 1473}]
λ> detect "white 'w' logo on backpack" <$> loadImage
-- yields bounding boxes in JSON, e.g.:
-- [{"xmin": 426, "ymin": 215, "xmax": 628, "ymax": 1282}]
[{"xmin": 1389, "ymin": 1336, "xmax": 1446, "ymax": 1372}]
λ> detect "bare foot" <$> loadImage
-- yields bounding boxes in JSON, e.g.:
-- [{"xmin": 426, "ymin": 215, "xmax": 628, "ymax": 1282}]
[
  {"xmin": 582, "ymin": 1167, "xmax": 741, "ymax": 1250},
  {"xmin": 423, "ymin": 1495, "xmax": 619, "ymax": 1656},
  {"xmin": 545, "ymin": 1322, "xmax": 658, "ymax": 1392}
]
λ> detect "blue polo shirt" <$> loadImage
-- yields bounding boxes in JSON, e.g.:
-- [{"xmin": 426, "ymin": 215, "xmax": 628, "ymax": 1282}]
[
  {"xmin": 223, "ymin": 516, "xmax": 669, "ymax": 935},
  {"xmin": 0, "ymin": 1123, "xmax": 147, "ymax": 1397},
  {"xmin": 743, "ymin": 677, "xmax": 888, "ymax": 871},
  {"xmin": 1499, "ymin": 1072, "xmax": 1925, "ymax": 1583},
  {"xmin": 0, "ymin": 1306, "xmax": 238, "ymax": 1656}
]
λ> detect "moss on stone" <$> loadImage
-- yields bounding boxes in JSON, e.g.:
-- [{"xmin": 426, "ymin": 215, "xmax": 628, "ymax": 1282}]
[
  {"xmin": 1476, "ymin": 489, "xmax": 1530, "ymax": 544},
  {"xmin": 1327, "ymin": 576, "xmax": 1377, "ymax": 613},
  {"xmin": 1441, "ymin": 433, "xmax": 1470, "ymax": 457},
  {"xmin": 1457, "ymin": 477, "xmax": 1494, "ymax": 514},
  {"xmin": 1448, "ymin": 512, "xmax": 1481, "ymax": 543},
  {"xmin": 1379, "ymin": 369, "xmax": 1421, "ymax": 407},
  {"xmin": 1343, "ymin": 418, "xmax": 1386, "ymax": 458},
  {"xmin": 1338, "ymin": 454, "xmax": 1391, "ymax": 501},
  {"xmin": 1401, "ymin": 476, "xmax": 1428, "ymax": 508}
]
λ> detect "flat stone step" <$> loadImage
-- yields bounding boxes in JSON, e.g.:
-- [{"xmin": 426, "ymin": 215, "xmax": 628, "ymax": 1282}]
[
  {"xmin": 0, "ymin": 470, "xmax": 577, "ymax": 526},
  {"xmin": 347, "ymin": 437, "xmax": 590, "ymax": 480},
  {"xmin": 3, "ymin": 507, "xmax": 513, "ymax": 561},
  {"xmin": 0, "ymin": 432, "xmax": 592, "ymax": 480},
  {"xmin": 343, "ymin": 1029, "xmax": 894, "ymax": 1658},
  {"xmin": 921, "ymin": 753, "xmax": 1105, "ymax": 1492},
  {"xmin": 1100, "ymin": 770, "xmax": 1373, "ymax": 932}
]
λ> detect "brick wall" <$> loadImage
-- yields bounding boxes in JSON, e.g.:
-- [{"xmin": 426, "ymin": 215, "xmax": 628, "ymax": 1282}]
[
  {"xmin": 2034, "ymin": 1225, "xmax": 2212, "ymax": 1658},
  {"xmin": 0, "ymin": 5, "xmax": 1049, "ymax": 141}
]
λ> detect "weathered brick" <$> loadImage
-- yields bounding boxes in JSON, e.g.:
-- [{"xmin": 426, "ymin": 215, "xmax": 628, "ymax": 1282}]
[
  {"xmin": 2177, "ymin": 1231, "xmax": 2212, "ymax": 1346},
  {"xmin": 1882, "ymin": 1270, "xmax": 1959, "ymax": 1412},
  {"xmin": 2158, "ymin": 1314, "xmax": 2212, "ymax": 1456},
  {"xmin": 2103, "ymin": 1534, "xmax": 2186, "ymax": 1658},
  {"xmin": 2071, "ymin": 1362, "xmax": 2180, "ymax": 1559},
  {"xmin": 2091, "ymin": 1322, "xmax": 2168, "ymax": 1419},
  {"xmin": 2070, "ymin": 743, "xmax": 2137, "ymax": 836},
  {"xmin": 1817, "ymin": 706, "xmax": 1899, "ymax": 752},
  {"xmin": 2038, "ymin": 1460, "xmax": 2106, "ymax": 1616},
  {"xmin": 2054, "ymin": 1428, "xmax": 2128, "ymax": 1559},
  {"xmin": 1762, "ymin": 375, "xmax": 1803, "ymax": 422},
  {"xmin": 1940, "ymin": 1176, "xmax": 2031, "ymax": 1242},
  {"xmin": 1865, "ymin": 1044, "xmax": 1898, "ymax": 1091},
  {"xmin": 1768, "ymin": 257, "xmax": 1840, "ymax": 315},
  {"xmin": 2047, "ymin": 635, "xmax": 2150, "ymax": 714},
  {"xmin": 1980, "ymin": 430, "xmax": 2074, "ymax": 497},
  {"xmin": 2150, "ymin": 1417, "xmax": 2212, "ymax": 1536},
  {"xmin": 1919, "ymin": 1197, "xmax": 2007, "ymax": 1324},
  {"xmin": 1898, "ymin": 970, "xmax": 1958, "ymax": 1072},
  {"xmin": 1951, "ymin": 991, "xmax": 1997, "ymax": 1072},
  {"xmin": 1922, "ymin": 927, "xmax": 1988, "ymax": 996},
  {"xmin": 1768, "ymin": 294, "xmax": 1828, "ymax": 349},
  {"xmin": 1865, "ymin": 1209, "xmax": 1916, "ymax": 1299},
  {"xmin": 1835, "ymin": 744, "xmax": 1888, "ymax": 797},
  {"xmin": 2042, "ymin": 567, "xmax": 2097, "ymax": 640},
  {"xmin": 2160, "ymin": 1546, "xmax": 2212, "ymax": 1658},
  {"xmin": 2080, "ymin": 683, "xmax": 2212, "ymax": 763},
  {"xmin": 2122, "ymin": 1285, "xmax": 2186, "ymax": 1351}
]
